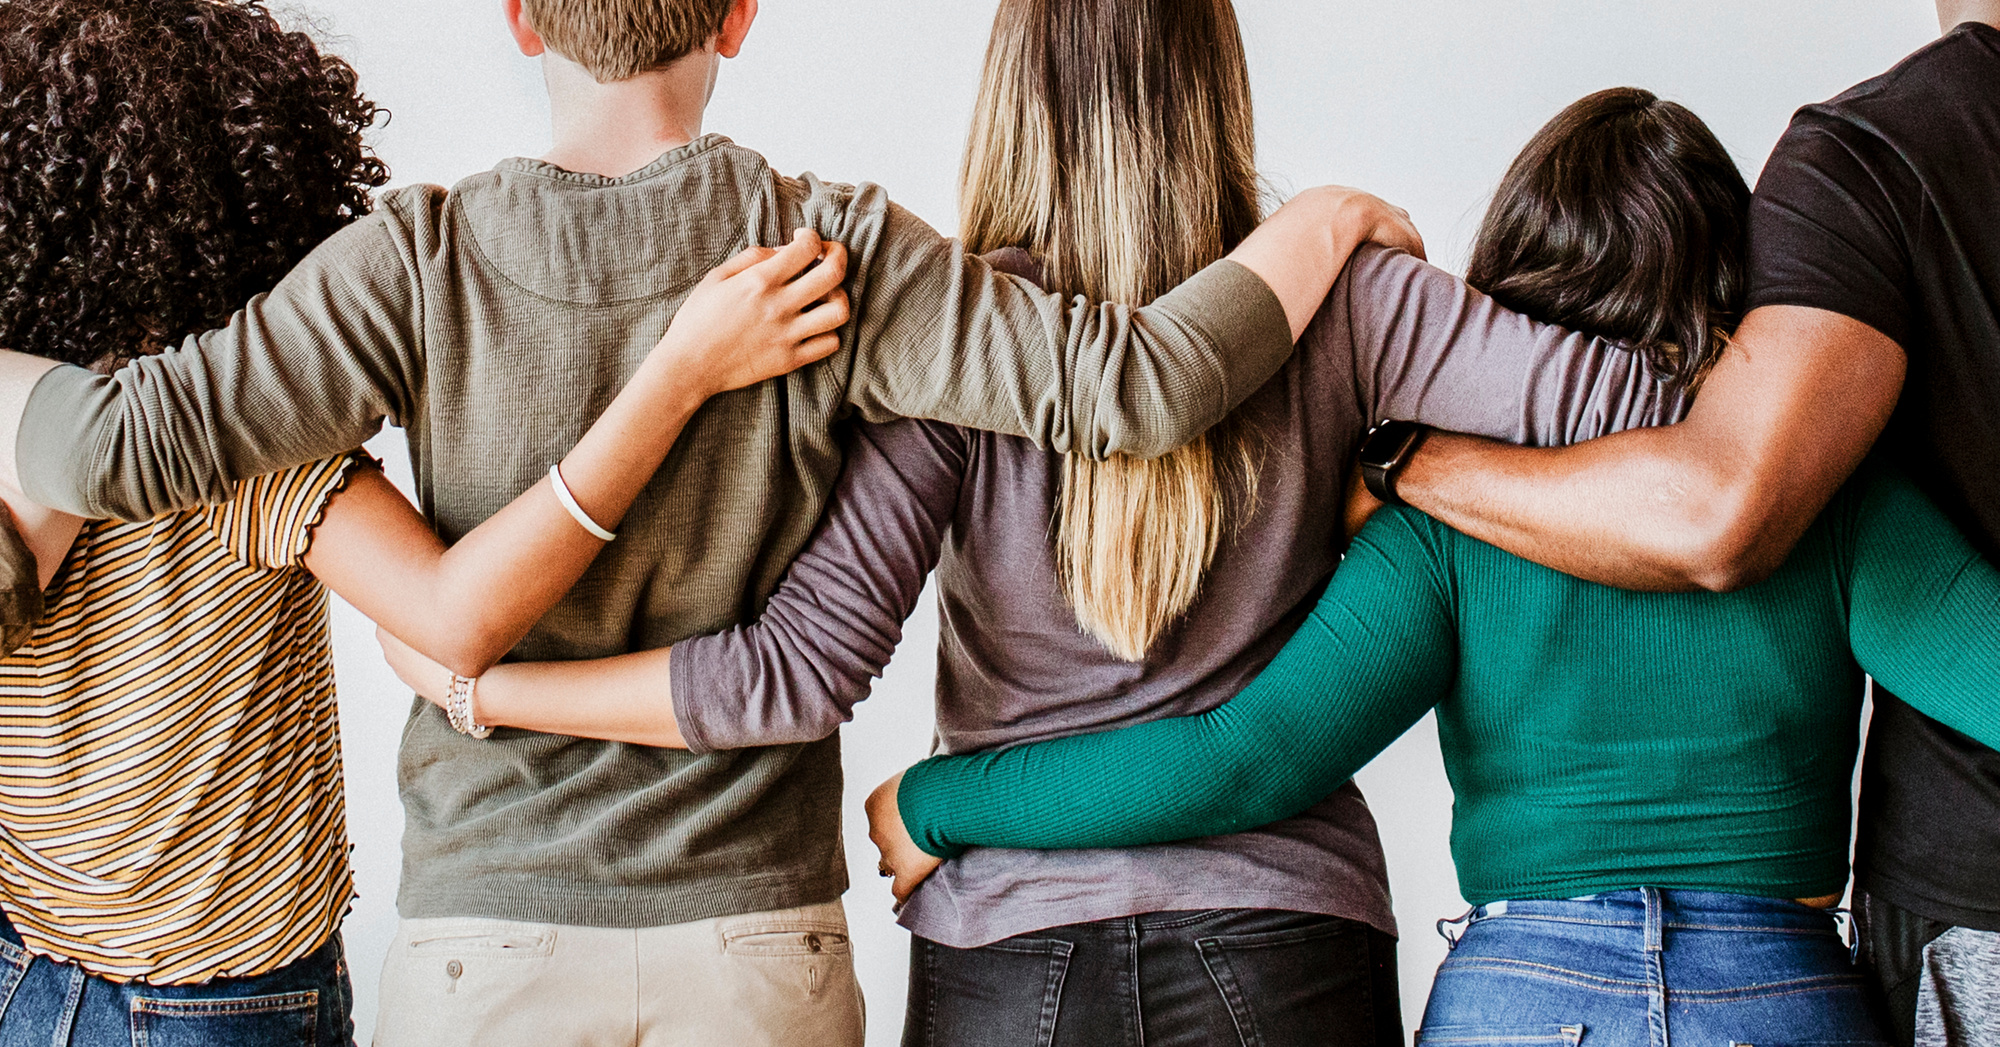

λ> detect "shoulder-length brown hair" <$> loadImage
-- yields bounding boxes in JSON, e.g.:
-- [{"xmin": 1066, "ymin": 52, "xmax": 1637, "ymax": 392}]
[
  {"xmin": 959, "ymin": 0, "xmax": 1262, "ymax": 661},
  {"xmin": 1469, "ymin": 87, "xmax": 1751, "ymax": 386}
]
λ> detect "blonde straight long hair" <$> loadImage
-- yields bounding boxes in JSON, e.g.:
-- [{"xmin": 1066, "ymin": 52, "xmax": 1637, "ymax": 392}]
[{"xmin": 960, "ymin": 0, "xmax": 1263, "ymax": 662}]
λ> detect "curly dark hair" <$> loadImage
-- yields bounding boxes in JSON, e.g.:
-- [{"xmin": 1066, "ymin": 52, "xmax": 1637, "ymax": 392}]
[{"xmin": 0, "ymin": 0, "xmax": 388, "ymax": 370}]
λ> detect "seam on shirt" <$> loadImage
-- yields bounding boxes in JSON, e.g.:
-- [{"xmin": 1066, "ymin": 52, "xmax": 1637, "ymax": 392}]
[{"xmin": 444, "ymin": 181, "xmax": 751, "ymax": 309}]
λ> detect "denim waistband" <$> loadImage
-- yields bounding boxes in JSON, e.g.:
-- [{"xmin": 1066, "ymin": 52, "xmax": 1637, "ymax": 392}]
[{"xmin": 1449, "ymin": 888, "xmax": 1842, "ymax": 937}]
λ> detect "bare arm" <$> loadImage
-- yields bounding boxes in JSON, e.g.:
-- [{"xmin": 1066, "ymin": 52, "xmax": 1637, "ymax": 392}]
[
  {"xmin": 306, "ymin": 233, "xmax": 850, "ymax": 676},
  {"xmin": 378, "ymin": 632, "xmax": 686, "ymax": 747},
  {"xmin": 0, "ymin": 487, "xmax": 81, "ymax": 589},
  {"xmin": 1228, "ymin": 187, "xmax": 1425, "ymax": 340},
  {"xmin": 0, "ymin": 477, "xmax": 79, "ymax": 654},
  {"xmin": 374, "ymin": 417, "xmax": 964, "ymax": 748},
  {"xmin": 1397, "ymin": 305, "xmax": 1904, "ymax": 591}
]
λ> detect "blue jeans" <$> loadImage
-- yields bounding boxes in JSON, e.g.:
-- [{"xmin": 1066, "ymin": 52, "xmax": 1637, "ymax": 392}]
[
  {"xmin": 0, "ymin": 912, "xmax": 353, "ymax": 1047},
  {"xmin": 1417, "ymin": 888, "xmax": 1891, "ymax": 1046},
  {"xmin": 903, "ymin": 908, "xmax": 1401, "ymax": 1047}
]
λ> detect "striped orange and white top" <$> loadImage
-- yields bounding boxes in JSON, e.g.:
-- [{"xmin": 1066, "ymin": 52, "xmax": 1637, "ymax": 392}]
[{"xmin": 0, "ymin": 454, "xmax": 364, "ymax": 984}]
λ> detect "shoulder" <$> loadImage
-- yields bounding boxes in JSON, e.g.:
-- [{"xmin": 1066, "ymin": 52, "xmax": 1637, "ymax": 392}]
[
  {"xmin": 1297, "ymin": 244, "xmax": 1441, "ymax": 368},
  {"xmin": 1778, "ymin": 26, "xmax": 1999, "ymax": 176},
  {"xmin": 368, "ymin": 184, "xmax": 452, "ymax": 243},
  {"xmin": 282, "ymin": 185, "xmax": 445, "ymax": 283},
  {"xmin": 1326, "ymin": 244, "xmax": 1451, "ymax": 316},
  {"xmin": 1319, "ymin": 243, "xmax": 1515, "ymax": 351}
]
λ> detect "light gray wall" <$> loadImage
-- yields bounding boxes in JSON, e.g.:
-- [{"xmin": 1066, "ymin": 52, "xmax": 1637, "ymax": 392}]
[{"xmin": 303, "ymin": 2, "xmax": 1941, "ymax": 1042}]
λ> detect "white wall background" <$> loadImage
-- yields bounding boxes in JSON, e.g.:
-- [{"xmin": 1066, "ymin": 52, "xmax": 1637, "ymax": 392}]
[{"xmin": 291, "ymin": 1, "xmax": 1944, "ymax": 1042}]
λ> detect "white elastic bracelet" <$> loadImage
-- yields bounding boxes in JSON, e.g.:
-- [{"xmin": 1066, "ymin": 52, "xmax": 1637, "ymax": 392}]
[{"xmin": 548, "ymin": 463, "xmax": 618, "ymax": 542}]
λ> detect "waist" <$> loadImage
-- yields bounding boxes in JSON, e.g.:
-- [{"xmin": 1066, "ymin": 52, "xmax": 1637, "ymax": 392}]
[
  {"xmin": 1467, "ymin": 889, "xmax": 1843, "ymax": 933},
  {"xmin": 898, "ymin": 783, "xmax": 1394, "ymax": 948},
  {"xmin": 395, "ymin": 714, "xmax": 848, "ymax": 927}
]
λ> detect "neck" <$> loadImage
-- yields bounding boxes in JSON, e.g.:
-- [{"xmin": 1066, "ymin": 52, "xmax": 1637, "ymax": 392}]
[
  {"xmin": 1938, "ymin": 0, "xmax": 2000, "ymax": 32},
  {"xmin": 539, "ymin": 52, "xmax": 715, "ymax": 178}
]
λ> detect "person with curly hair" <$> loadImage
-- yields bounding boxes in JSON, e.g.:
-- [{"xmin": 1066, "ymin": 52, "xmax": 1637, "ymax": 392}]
[{"xmin": 0, "ymin": 1, "xmax": 849, "ymax": 1042}]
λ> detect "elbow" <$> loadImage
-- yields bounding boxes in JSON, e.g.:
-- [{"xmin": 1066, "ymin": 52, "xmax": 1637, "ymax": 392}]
[
  {"xmin": 432, "ymin": 635, "xmax": 514, "ymax": 680},
  {"xmin": 1653, "ymin": 481, "xmax": 1793, "ymax": 593}
]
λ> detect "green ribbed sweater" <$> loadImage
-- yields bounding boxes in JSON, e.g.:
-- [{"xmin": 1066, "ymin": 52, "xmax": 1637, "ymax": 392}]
[{"xmin": 900, "ymin": 464, "xmax": 2000, "ymax": 904}]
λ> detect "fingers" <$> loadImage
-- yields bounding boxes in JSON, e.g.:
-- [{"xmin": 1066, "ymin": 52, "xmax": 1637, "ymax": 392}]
[
  {"xmin": 739, "ymin": 228, "xmax": 826, "ymax": 291},
  {"xmin": 707, "ymin": 243, "xmax": 783, "ymax": 281},
  {"xmin": 1387, "ymin": 208, "xmax": 1427, "ymax": 260},
  {"xmin": 775, "ymin": 239, "xmax": 848, "ymax": 313},
  {"xmin": 1361, "ymin": 198, "xmax": 1425, "ymax": 261},
  {"xmin": 790, "ymin": 287, "xmax": 851, "ymax": 340},
  {"xmin": 791, "ymin": 332, "xmax": 841, "ymax": 369}
]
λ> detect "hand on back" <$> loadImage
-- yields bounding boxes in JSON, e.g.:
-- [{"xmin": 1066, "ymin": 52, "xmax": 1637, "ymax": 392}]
[{"xmin": 652, "ymin": 228, "xmax": 851, "ymax": 400}]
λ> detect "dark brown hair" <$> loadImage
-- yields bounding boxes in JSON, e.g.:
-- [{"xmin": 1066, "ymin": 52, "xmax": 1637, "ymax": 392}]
[
  {"xmin": 0, "ymin": 0, "xmax": 387, "ymax": 371},
  {"xmin": 1467, "ymin": 87, "xmax": 1750, "ymax": 386}
]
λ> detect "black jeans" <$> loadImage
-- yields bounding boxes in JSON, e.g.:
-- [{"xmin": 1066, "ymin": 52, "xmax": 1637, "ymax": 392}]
[{"xmin": 902, "ymin": 909, "xmax": 1401, "ymax": 1047}]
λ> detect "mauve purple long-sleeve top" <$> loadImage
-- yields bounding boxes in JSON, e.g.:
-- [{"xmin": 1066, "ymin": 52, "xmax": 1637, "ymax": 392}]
[{"xmin": 671, "ymin": 245, "xmax": 1689, "ymax": 948}]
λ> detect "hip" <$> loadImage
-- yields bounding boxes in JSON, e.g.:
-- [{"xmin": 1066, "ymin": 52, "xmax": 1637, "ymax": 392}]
[
  {"xmin": 905, "ymin": 908, "xmax": 1401, "ymax": 1047},
  {"xmin": 899, "ymin": 783, "xmax": 1393, "ymax": 948},
  {"xmin": 0, "ymin": 922, "xmax": 353, "ymax": 1047},
  {"xmin": 1418, "ymin": 888, "xmax": 1890, "ymax": 1045}
]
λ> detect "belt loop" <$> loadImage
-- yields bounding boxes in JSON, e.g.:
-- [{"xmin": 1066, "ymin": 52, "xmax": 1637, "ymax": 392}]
[
  {"xmin": 1643, "ymin": 886, "xmax": 1664, "ymax": 954},
  {"xmin": 1436, "ymin": 907, "xmax": 1476, "ymax": 951},
  {"xmin": 1828, "ymin": 906, "xmax": 1860, "ymax": 964}
]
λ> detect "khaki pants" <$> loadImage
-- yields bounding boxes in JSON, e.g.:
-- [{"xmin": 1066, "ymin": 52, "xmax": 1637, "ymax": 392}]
[{"xmin": 372, "ymin": 900, "xmax": 864, "ymax": 1047}]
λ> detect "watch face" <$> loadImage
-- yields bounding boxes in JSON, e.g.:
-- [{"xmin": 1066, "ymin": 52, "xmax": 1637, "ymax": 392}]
[{"xmin": 1359, "ymin": 422, "xmax": 1415, "ymax": 469}]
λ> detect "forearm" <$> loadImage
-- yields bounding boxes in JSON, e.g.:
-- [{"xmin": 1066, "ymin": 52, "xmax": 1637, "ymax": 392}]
[
  {"xmin": 1226, "ymin": 187, "xmax": 1412, "ymax": 341},
  {"xmin": 671, "ymin": 419, "xmax": 955, "ymax": 751},
  {"xmin": 1397, "ymin": 305, "xmax": 1904, "ymax": 592},
  {"xmin": 846, "ymin": 201, "xmax": 1301, "ymax": 461},
  {"xmin": 1398, "ymin": 427, "xmax": 1745, "ymax": 592},
  {"xmin": 475, "ymin": 649, "xmax": 685, "ymax": 748},
  {"xmin": 1847, "ymin": 467, "xmax": 2000, "ymax": 752},
  {"xmin": 316, "ymin": 357, "xmax": 707, "ymax": 676},
  {"xmin": 899, "ymin": 518, "xmax": 1452, "ymax": 858}
]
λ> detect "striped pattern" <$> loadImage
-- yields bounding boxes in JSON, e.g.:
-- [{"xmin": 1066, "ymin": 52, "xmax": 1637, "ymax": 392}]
[{"xmin": 0, "ymin": 455, "xmax": 363, "ymax": 984}]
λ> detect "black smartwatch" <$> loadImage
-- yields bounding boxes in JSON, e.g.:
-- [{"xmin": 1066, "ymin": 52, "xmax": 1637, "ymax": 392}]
[{"xmin": 1357, "ymin": 420, "xmax": 1432, "ymax": 507}]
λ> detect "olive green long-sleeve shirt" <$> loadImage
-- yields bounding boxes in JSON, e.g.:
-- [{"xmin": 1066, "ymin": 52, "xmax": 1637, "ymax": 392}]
[{"xmin": 11, "ymin": 135, "xmax": 1294, "ymax": 927}]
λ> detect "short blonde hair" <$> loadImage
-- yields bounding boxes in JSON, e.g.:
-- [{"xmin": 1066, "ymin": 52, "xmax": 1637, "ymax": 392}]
[{"xmin": 522, "ymin": 0, "xmax": 735, "ymax": 82}]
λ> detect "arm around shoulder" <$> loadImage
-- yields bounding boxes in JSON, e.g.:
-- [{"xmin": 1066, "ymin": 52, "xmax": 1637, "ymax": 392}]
[
  {"xmin": 843, "ymin": 186, "xmax": 1419, "ymax": 460},
  {"xmin": 1398, "ymin": 305, "xmax": 1905, "ymax": 592},
  {"xmin": 14, "ymin": 196, "xmax": 433, "ymax": 520}
]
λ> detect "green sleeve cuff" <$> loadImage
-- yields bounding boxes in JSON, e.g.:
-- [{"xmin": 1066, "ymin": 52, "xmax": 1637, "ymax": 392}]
[{"xmin": 899, "ymin": 756, "xmax": 971, "ymax": 860}]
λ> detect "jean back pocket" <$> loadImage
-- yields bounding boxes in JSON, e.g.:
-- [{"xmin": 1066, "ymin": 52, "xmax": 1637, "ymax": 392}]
[{"xmin": 130, "ymin": 990, "xmax": 318, "ymax": 1047}]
